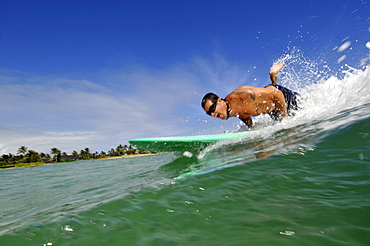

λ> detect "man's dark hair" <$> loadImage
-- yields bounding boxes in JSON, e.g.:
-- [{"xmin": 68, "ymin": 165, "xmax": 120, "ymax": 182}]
[{"xmin": 201, "ymin": 92, "xmax": 219, "ymax": 108}]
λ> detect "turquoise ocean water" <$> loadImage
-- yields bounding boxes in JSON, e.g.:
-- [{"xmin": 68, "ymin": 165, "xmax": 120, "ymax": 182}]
[{"xmin": 0, "ymin": 65, "xmax": 369, "ymax": 245}]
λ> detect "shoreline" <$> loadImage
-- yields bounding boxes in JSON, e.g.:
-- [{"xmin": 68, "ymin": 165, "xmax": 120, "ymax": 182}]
[{"xmin": 0, "ymin": 153, "xmax": 157, "ymax": 170}]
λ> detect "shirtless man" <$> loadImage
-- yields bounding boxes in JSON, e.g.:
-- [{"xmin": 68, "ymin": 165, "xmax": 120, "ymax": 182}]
[{"xmin": 201, "ymin": 63, "xmax": 299, "ymax": 128}]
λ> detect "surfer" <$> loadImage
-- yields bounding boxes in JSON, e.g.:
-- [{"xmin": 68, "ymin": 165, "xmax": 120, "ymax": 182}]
[{"xmin": 201, "ymin": 63, "xmax": 299, "ymax": 128}]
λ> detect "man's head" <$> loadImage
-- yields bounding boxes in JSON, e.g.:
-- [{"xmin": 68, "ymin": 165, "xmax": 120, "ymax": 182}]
[{"xmin": 201, "ymin": 93, "xmax": 229, "ymax": 120}]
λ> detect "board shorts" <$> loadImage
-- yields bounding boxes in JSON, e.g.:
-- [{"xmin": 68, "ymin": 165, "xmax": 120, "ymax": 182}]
[{"xmin": 265, "ymin": 84, "xmax": 300, "ymax": 120}]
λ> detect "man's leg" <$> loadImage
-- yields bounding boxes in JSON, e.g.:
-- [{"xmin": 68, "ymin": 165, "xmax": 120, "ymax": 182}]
[{"xmin": 269, "ymin": 63, "xmax": 284, "ymax": 85}]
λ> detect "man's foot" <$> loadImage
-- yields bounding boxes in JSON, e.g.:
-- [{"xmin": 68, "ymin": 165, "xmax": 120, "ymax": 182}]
[{"xmin": 269, "ymin": 63, "xmax": 285, "ymax": 85}]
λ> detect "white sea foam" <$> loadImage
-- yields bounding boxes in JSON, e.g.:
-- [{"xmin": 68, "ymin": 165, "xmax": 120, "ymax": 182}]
[{"xmin": 272, "ymin": 48, "xmax": 370, "ymax": 129}]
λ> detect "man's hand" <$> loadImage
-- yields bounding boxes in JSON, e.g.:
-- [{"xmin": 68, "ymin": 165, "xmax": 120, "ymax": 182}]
[{"xmin": 241, "ymin": 116, "xmax": 253, "ymax": 128}]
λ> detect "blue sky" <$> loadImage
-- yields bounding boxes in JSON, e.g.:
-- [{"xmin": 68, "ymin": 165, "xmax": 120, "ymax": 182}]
[{"xmin": 0, "ymin": 0, "xmax": 369, "ymax": 154}]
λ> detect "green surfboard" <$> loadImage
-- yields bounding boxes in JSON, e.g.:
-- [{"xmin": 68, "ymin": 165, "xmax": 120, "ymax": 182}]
[{"xmin": 129, "ymin": 131, "xmax": 259, "ymax": 152}]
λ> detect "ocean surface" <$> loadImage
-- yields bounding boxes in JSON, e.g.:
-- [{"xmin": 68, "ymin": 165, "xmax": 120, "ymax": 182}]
[{"xmin": 0, "ymin": 65, "xmax": 369, "ymax": 245}]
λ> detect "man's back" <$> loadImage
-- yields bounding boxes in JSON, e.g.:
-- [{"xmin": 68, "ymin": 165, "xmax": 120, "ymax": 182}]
[{"xmin": 225, "ymin": 85, "xmax": 287, "ymax": 118}]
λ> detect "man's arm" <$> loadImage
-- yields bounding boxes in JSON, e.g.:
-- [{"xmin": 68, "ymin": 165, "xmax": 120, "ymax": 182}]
[
  {"xmin": 273, "ymin": 91, "xmax": 288, "ymax": 119},
  {"xmin": 240, "ymin": 116, "xmax": 253, "ymax": 128}
]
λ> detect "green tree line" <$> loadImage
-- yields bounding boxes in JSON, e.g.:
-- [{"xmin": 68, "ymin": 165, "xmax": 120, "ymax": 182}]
[{"xmin": 0, "ymin": 145, "xmax": 155, "ymax": 168}]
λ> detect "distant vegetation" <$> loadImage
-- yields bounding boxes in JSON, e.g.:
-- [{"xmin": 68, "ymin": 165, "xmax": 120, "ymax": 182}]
[{"xmin": 0, "ymin": 145, "xmax": 155, "ymax": 169}]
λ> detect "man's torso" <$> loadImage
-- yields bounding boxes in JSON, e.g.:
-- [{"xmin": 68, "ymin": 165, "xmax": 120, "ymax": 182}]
[{"xmin": 225, "ymin": 86, "xmax": 284, "ymax": 118}]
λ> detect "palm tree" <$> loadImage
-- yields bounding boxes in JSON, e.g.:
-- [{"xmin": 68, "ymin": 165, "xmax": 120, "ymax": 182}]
[
  {"xmin": 100, "ymin": 151, "xmax": 106, "ymax": 157},
  {"xmin": 127, "ymin": 145, "xmax": 135, "ymax": 155},
  {"xmin": 51, "ymin": 148, "xmax": 61, "ymax": 162},
  {"xmin": 108, "ymin": 148, "xmax": 116, "ymax": 157},
  {"xmin": 24, "ymin": 150, "xmax": 41, "ymax": 163},
  {"xmin": 1, "ymin": 154, "xmax": 14, "ymax": 164},
  {"xmin": 17, "ymin": 146, "xmax": 28, "ymax": 155},
  {"xmin": 84, "ymin": 148, "xmax": 91, "ymax": 158},
  {"xmin": 116, "ymin": 144, "xmax": 125, "ymax": 156},
  {"xmin": 39, "ymin": 152, "xmax": 52, "ymax": 163}
]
